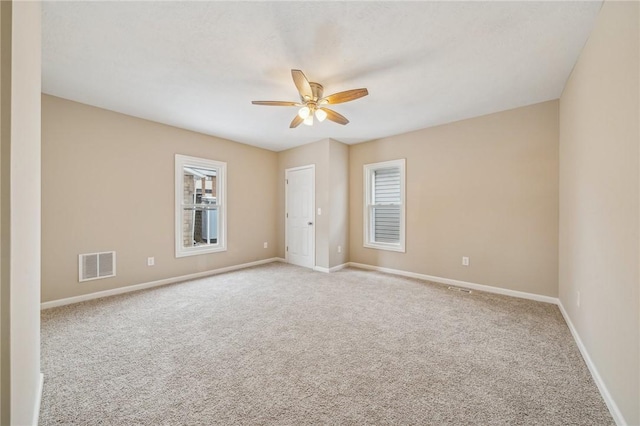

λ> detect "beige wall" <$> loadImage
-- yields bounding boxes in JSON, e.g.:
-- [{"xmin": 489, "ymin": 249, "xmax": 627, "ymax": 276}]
[
  {"xmin": 328, "ymin": 139, "xmax": 349, "ymax": 268},
  {"xmin": 9, "ymin": 1, "xmax": 41, "ymax": 424},
  {"xmin": 559, "ymin": 1, "xmax": 639, "ymax": 424},
  {"xmin": 276, "ymin": 138, "xmax": 350, "ymax": 270},
  {"xmin": 42, "ymin": 95, "xmax": 278, "ymax": 302},
  {"xmin": 0, "ymin": 3, "xmax": 10, "ymax": 422},
  {"xmin": 350, "ymin": 101, "xmax": 559, "ymax": 297},
  {"xmin": 276, "ymin": 139, "xmax": 330, "ymax": 268}
]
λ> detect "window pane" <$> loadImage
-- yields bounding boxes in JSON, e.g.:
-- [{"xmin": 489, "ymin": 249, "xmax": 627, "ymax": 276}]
[
  {"xmin": 374, "ymin": 167, "xmax": 401, "ymax": 203},
  {"xmin": 182, "ymin": 166, "xmax": 218, "ymax": 248},
  {"xmin": 176, "ymin": 154, "xmax": 227, "ymax": 257},
  {"xmin": 373, "ymin": 205, "xmax": 400, "ymax": 243}
]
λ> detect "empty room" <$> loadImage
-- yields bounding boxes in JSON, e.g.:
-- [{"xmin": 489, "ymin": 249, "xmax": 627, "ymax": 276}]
[{"xmin": 1, "ymin": 0, "xmax": 638, "ymax": 425}]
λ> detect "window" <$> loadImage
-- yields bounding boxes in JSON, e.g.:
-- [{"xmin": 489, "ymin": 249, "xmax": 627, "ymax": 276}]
[
  {"xmin": 363, "ymin": 159, "xmax": 406, "ymax": 252},
  {"xmin": 175, "ymin": 154, "xmax": 227, "ymax": 257}
]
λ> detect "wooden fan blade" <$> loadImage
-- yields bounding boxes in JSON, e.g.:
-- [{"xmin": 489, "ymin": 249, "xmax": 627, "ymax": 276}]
[
  {"xmin": 320, "ymin": 88, "xmax": 368, "ymax": 105},
  {"xmin": 320, "ymin": 107, "xmax": 349, "ymax": 125},
  {"xmin": 290, "ymin": 115, "xmax": 304, "ymax": 128},
  {"xmin": 252, "ymin": 101, "xmax": 300, "ymax": 106},
  {"xmin": 291, "ymin": 69, "xmax": 313, "ymax": 101}
]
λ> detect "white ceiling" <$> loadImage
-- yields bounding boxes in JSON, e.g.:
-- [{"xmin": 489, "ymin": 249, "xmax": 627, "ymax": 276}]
[{"xmin": 42, "ymin": 1, "xmax": 602, "ymax": 152}]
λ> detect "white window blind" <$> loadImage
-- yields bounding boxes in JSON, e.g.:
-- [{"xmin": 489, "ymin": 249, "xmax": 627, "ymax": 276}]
[
  {"xmin": 373, "ymin": 167, "xmax": 401, "ymax": 243},
  {"xmin": 364, "ymin": 159, "xmax": 406, "ymax": 252}
]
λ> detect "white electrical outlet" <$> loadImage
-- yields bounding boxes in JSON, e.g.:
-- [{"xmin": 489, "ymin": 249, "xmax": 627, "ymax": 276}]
[
  {"xmin": 317, "ymin": 208, "xmax": 322, "ymax": 215},
  {"xmin": 577, "ymin": 290, "xmax": 581, "ymax": 307},
  {"xmin": 263, "ymin": 242, "xmax": 268, "ymax": 249},
  {"xmin": 338, "ymin": 245, "xmax": 342, "ymax": 253},
  {"xmin": 147, "ymin": 257, "xmax": 155, "ymax": 266},
  {"xmin": 462, "ymin": 256, "xmax": 470, "ymax": 266}
]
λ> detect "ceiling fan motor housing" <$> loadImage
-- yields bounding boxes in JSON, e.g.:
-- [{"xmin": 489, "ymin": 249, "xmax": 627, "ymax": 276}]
[{"xmin": 308, "ymin": 82, "xmax": 324, "ymax": 101}]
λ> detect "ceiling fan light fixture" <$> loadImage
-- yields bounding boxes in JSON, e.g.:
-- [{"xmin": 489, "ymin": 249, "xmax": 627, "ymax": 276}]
[
  {"xmin": 298, "ymin": 106, "xmax": 311, "ymax": 119},
  {"xmin": 252, "ymin": 69, "xmax": 368, "ymax": 128}
]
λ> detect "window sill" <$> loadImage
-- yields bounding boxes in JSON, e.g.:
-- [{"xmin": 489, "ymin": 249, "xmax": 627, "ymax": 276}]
[
  {"xmin": 176, "ymin": 245, "xmax": 227, "ymax": 258},
  {"xmin": 363, "ymin": 242, "xmax": 405, "ymax": 253}
]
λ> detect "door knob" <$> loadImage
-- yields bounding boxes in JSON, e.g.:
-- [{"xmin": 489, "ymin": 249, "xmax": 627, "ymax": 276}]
[{"xmin": 308, "ymin": 222, "xmax": 313, "ymax": 225}]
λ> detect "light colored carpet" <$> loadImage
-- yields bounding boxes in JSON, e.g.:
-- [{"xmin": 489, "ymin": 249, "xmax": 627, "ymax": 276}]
[{"xmin": 40, "ymin": 262, "xmax": 612, "ymax": 425}]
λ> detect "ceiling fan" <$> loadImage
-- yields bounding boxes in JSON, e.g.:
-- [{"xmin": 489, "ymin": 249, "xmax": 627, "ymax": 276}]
[{"xmin": 252, "ymin": 69, "xmax": 369, "ymax": 128}]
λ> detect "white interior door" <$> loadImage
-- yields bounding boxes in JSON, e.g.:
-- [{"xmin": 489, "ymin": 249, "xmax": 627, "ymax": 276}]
[{"xmin": 286, "ymin": 165, "xmax": 315, "ymax": 268}]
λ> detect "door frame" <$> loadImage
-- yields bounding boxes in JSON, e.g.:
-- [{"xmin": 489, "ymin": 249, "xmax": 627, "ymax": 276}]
[{"xmin": 284, "ymin": 164, "xmax": 315, "ymax": 268}]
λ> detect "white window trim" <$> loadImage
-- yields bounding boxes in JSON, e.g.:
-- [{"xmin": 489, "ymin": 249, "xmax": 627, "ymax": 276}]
[
  {"xmin": 175, "ymin": 154, "xmax": 227, "ymax": 258},
  {"xmin": 363, "ymin": 158, "xmax": 406, "ymax": 253}
]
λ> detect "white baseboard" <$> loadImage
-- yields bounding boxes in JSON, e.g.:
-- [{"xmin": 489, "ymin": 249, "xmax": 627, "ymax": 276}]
[
  {"xmin": 329, "ymin": 263, "xmax": 348, "ymax": 272},
  {"xmin": 348, "ymin": 262, "xmax": 558, "ymax": 304},
  {"xmin": 32, "ymin": 373, "xmax": 43, "ymax": 426},
  {"xmin": 557, "ymin": 301, "xmax": 626, "ymax": 425},
  {"xmin": 313, "ymin": 263, "xmax": 348, "ymax": 273},
  {"xmin": 41, "ymin": 257, "xmax": 281, "ymax": 310}
]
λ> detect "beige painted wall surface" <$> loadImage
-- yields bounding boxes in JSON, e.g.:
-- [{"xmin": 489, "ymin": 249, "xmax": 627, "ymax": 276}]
[
  {"xmin": 42, "ymin": 95, "xmax": 278, "ymax": 302},
  {"xmin": 276, "ymin": 139, "xmax": 329, "ymax": 269},
  {"xmin": 11, "ymin": 2, "xmax": 41, "ymax": 424},
  {"xmin": 559, "ymin": 1, "xmax": 639, "ymax": 424},
  {"xmin": 0, "ymin": 2, "xmax": 9, "ymax": 422},
  {"xmin": 350, "ymin": 101, "xmax": 559, "ymax": 297},
  {"xmin": 276, "ymin": 138, "xmax": 350, "ymax": 270},
  {"xmin": 329, "ymin": 139, "xmax": 349, "ymax": 268}
]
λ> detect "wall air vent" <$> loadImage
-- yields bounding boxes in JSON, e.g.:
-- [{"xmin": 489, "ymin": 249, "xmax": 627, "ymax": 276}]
[
  {"xmin": 79, "ymin": 251, "xmax": 116, "ymax": 282},
  {"xmin": 447, "ymin": 286, "xmax": 472, "ymax": 294}
]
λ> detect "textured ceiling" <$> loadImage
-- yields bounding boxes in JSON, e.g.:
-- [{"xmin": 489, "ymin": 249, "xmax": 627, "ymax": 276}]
[{"xmin": 42, "ymin": 1, "xmax": 602, "ymax": 152}]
